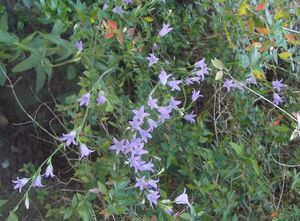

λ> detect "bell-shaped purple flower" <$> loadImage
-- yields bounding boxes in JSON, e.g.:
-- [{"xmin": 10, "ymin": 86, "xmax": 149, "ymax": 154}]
[
  {"xmin": 45, "ymin": 164, "xmax": 55, "ymax": 178},
  {"xmin": 146, "ymin": 53, "xmax": 159, "ymax": 67},
  {"xmin": 12, "ymin": 177, "xmax": 29, "ymax": 192},
  {"xmin": 158, "ymin": 23, "xmax": 173, "ymax": 37},
  {"xmin": 75, "ymin": 41, "xmax": 84, "ymax": 52},
  {"xmin": 32, "ymin": 175, "xmax": 44, "ymax": 188},
  {"xmin": 80, "ymin": 144, "xmax": 95, "ymax": 159},
  {"xmin": 78, "ymin": 93, "xmax": 91, "ymax": 107},
  {"xmin": 60, "ymin": 131, "xmax": 77, "ymax": 146},
  {"xmin": 175, "ymin": 188, "xmax": 190, "ymax": 206},
  {"xmin": 147, "ymin": 190, "xmax": 160, "ymax": 207}
]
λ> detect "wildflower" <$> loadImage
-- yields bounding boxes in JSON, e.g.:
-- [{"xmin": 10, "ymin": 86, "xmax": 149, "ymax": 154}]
[
  {"xmin": 148, "ymin": 96, "xmax": 158, "ymax": 109},
  {"xmin": 273, "ymin": 93, "xmax": 283, "ymax": 105},
  {"xmin": 223, "ymin": 79, "xmax": 235, "ymax": 92},
  {"xmin": 147, "ymin": 190, "xmax": 160, "ymax": 207},
  {"xmin": 194, "ymin": 58, "xmax": 207, "ymax": 69},
  {"xmin": 185, "ymin": 76, "xmax": 201, "ymax": 85},
  {"xmin": 167, "ymin": 78, "xmax": 182, "ymax": 91},
  {"xmin": 168, "ymin": 97, "xmax": 181, "ymax": 110},
  {"xmin": 110, "ymin": 138, "xmax": 125, "ymax": 155},
  {"xmin": 103, "ymin": 3, "xmax": 109, "ymax": 10},
  {"xmin": 245, "ymin": 75, "xmax": 257, "ymax": 85},
  {"xmin": 158, "ymin": 23, "xmax": 173, "ymax": 37},
  {"xmin": 45, "ymin": 164, "xmax": 55, "ymax": 178},
  {"xmin": 129, "ymin": 118, "xmax": 143, "ymax": 131},
  {"xmin": 112, "ymin": 6, "xmax": 124, "ymax": 15},
  {"xmin": 132, "ymin": 143, "xmax": 148, "ymax": 156},
  {"xmin": 148, "ymin": 119, "xmax": 158, "ymax": 131},
  {"xmin": 140, "ymin": 160, "xmax": 154, "ymax": 172},
  {"xmin": 123, "ymin": 0, "xmax": 132, "ymax": 4},
  {"xmin": 147, "ymin": 179, "xmax": 159, "ymax": 189},
  {"xmin": 184, "ymin": 111, "xmax": 196, "ymax": 123},
  {"xmin": 60, "ymin": 131, "xmax": 77, "ymax": 146},
  {"xmin": 75, "ymin": 41, "xmax": 83, "ymax": 52},
  {"xmin": 80, "ymin": 144, "xmax": 95, "ymax": 159},
  {"xmin": 146, "ymin": 53, "xmax": 159, "ymax": 67},
  {"xmin": 175, "ymin": 188, "xmax": 190, "ymax": 206},
  {"xmin": 194, "ymin": 68, "xmax": 209, "ymax": 81},
  {"xmin": 157, "ymin": 106, "xmax": 172, "ymax": 123},
  {"xmin": 32, "ymin": 175, "xmax": 44, "ymax": 188},
  {"xmin": 191, "ymin": 89, "xmax": 203, "ymax": 102},
  {"xmin": 159, "ymin": 70, "xmax": 172, "ymax": 86},
  {"xmin": 97, "ymin": 94, "xmax": 107, "ymax": 105},
  {"xmin": 272, "ymin": 79, "xmax": 284, "ymax": 92},
  {"xmin": 78, "ymin": 93, "xmax": 91, "ymax": 107},
  {"xmin": 135, "ymin": 176, "xmax": 148, "ymax": 191},
  {"xmin": 152, "ymin": 43, "xmax": 159, "ymax": 51},
  {"xmin": 129, "ymin": 155, "xmax": 143, "ymax": 172},
  {"xmin": 12, "ymin": 177, "xmax": 29, "ymax": 192},
  {"xmin": 133, "ymin": 106, "xmax": 150, "ymax": 122}
]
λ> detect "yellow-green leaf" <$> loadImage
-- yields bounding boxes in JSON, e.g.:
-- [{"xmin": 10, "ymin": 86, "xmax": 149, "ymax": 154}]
[
  {"xmin": 279, "ymin": 51, "xmax": 292, "ymax": 59},
  {"xmin": 144, "ymin": 16, "xmax": 153, "ymax": 22}
]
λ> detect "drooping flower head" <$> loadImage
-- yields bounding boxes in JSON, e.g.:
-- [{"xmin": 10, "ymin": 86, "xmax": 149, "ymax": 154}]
[
  {"xmin": 184, "ymin": 111, "xmax": 196, "ymax": 124},
  {"xmin": 12, "ymin": 177, "xmax": 29, "ymax": 192},
  {"xmin": 97, "ymin": 93, "xmax": 107, "ymax": 105},
  {"xmin": 60, "ymin": 131, "xmax": 77, "ymax": 146},
  {"xmin": 158, "ymin": 23, "xmax": 173, "ymax": 37},
  {"xmin": 159, "ymin": 69, "xmax": 172, "ymax": 86},
  {"xmin": 45, "ymin": 164, "xmax": 55, "ymax": 178},
  {"xmin": 80, "ymin": 144, "xmax": 95, "ymax": 159},
  {"xmin": 146, "ymin": 53, "xmax": 159, "ymax": 67},
  {"xmin": 174, "ymin": 188, "xmax": 190, "ymax": 207},
  {"xmin": 273, "ymin": 93, "xmax": 283, "ymax": 105},
  {"xmin": 147, "ymin": 190, "xmax": 160, "ymax": 207},
  {"xmin": 32, "ymin": 175, "xmax": 44, "ymax": 188},
  {"xmin": 78, "ymin": 93, "xmax": 91, "ymax": 107},
  {"xmin": 191, "ymin": 89, "xmax": 203, "ymax": 102}
]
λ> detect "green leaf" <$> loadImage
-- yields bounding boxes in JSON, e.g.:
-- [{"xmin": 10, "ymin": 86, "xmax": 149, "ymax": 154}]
[
  {"xmin": 0, "ymin": 30, "xmax": 19, "ymax": 44},
  {"xmin": 251, "ymin": 159, "xmax": 260, "ymax": 175},
  {"xmin": 35, "ymin": 65, "xmax": 47, "ymax": 92},
  {"xmin": 12, "ymin": 53, "xmax": 40, "ymax": 73},
  {"xmin": 52, "ymin": 20, "xmax": 64, "ymax": 34},
  {"xmin": 0, "ymin": 12, "xmax": 8, "ymax": 31},
  {"xmin": 229, "ymin": 142, "xmax": 244, "ymax": 156},
  {"xmin": 7, "ymin": 212, "xmax": 18, "ymax": 221},
  {"xmin": 67, "ymin": 65, "xmax": 77, "ymax": 80},
  {"xmin": 0, "ymin": 199, "xmax": 8, "ymax": 208},
  {"xmin": 0, "ymin": 62, "xmax": 7, "ymax": 86},
  {"xmin": 63, "ymin": 207, "xmax": 73, "ymax": 220},
  {"xmin": 97, "ymin": 181, "xmax": 108, "ymax": 195},
  {"xmin": 211, "ymin": 58, "xmax": 223, "ymax": 70},
  {"xmin": 240, "ymin": 54, "xmax": 250, "ymax": 68},
  {"xmin": 78, "ymin": 201, "xmax": 92, "ymax": 221}
]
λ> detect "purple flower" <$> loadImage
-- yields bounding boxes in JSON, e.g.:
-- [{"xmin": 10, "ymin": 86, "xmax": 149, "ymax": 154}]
[
  {"xmin": 272, "ymin": 79, "xmax": 284, "ymax": 92},
  {"xmin": 184, "ymin": 111, "xmax": 196, "ymax": 123},
  {"xmin": 138, "ymin": 128, "xmax": 152, "ymax": 143},
  {"xmin": 175, "ymin": 188, "xmax": 190, "ymax": 206},
  {"xmin": 133, "ymin": 106, "xmax": 150, "ymax": 122},
  {"xmin": 158, "ymin": 23, "xmax": 173, "ymax": 37},
  {"xmin": 146, "ymin": 53, "xmax": 159, "ymax": 67},
  {"xmin": 129, "ymin": 118, "xmax": 143, "ymax": 131},
  {"xmin": 147, "ymin": 179, "xmax": 159, "ymax": 189},
  {"xmin": 78, "ymin": 93, "xmax": 91, "ymax": 107},
  {"xmin": 60, "ymin": 131, "xmax": 77, "ymax": 146},
  {"xmin": 159, "ymin": 69, "xmax": 172, "ymax": 86},
  {"xmin": 103, "ymin": 3, "xmax": 109, "ymax": 10},
  {"xmin": 129, "ymin": 155, "xmax": 143, "ymax": 172},
  {"xmin": 75, "ymin": 41, "xmax": 83, "ymax": 52},
  {"xmin": 194, "ymin": 58, "xmax": 207, "ymax": 69},
  {"xmin": 152, "ymin": 43, "xmax": 159, "ymax": 51},
  {"xmin": 273, "ymin": 93, "xmax": 283, "ymax": 105},
  {"xmin": 191, "ymin": 89, "xmax": 203, "ymax": 102},
  {"xmin": 140, "ymin": 160, "xmax": 154, "ymax": 172},
  {"xmin": 132, "ymin": 142, "xmax": 148, "ymax": 156},
  {"xmin": 148, "ymin": 96, "xmax": 158, "ymax": 109},
  {"xmin": 223, "ymin": 79, "xmax": 235, "ymax": 92},
  {"xmin": 135, "ymin": 176, "xmax": 148, "ymax": 191},
  {"xmin": 245, "ymin": 75, "xmax": 257, "ymax": 85},
  {"xmin": 97, "ymin": 93, "xmax": 107, "ymax": 105},
  {"xmin": 147, "ymin": 190, "xmax": 160, "ymax": 207},
  {"xmin": 168, "ymin": 97, "xmax": 181, "ymax": 110},
  {"xmin": 185, "ymin": 76, "xmax": 201, "ymax": 85},
  {"xmin": 12, "ymin": 177, "xmax": 29, "ymax": 192},
  {"xmin": 110, "ymin": 138, "xmax": 125, "ymax": 155},
  {"xmin": 123, "ymin": 0, "xmax": 132, "ymax": 4},
  {"xmin": 148, "ymin": 119, "xmax": 158, "ymax": 131},
  {"xmin": 157, "ymin": 106, "xmax": 172, "ymax": 123},
  {"xmin": 80, "ymin": 143, "xmax": 95, "ymax": 159},
  {"xmin": 194, "ymin": 68, "xmax": 209, "ymax": 81},
  {"xmin": 32, "ymin": 175, "xmax": 44, "ymax": 188},
  {"xmin": 45, "ymin": 164, "xmax": 55, "ymax": 178},
  {"xmin": 167, "ymin": 78, "xmax": 182, "ymax": 91},
  {"xmin": 112, "ymin": 6, "xmax": 124, "ymax": 15}
]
